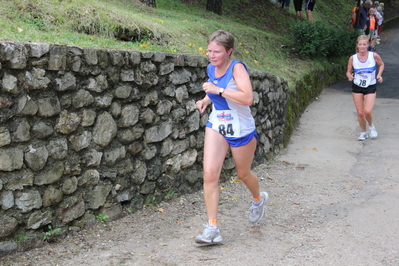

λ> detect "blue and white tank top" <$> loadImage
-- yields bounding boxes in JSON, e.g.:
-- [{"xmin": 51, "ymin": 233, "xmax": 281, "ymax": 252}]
[
  {"xmin": 352, "ymin": 51, "xmax": 377, "ymax": 88},
  {"xmin": 206, "ymin": 60, "xmax": 255, "ymax": 138}
]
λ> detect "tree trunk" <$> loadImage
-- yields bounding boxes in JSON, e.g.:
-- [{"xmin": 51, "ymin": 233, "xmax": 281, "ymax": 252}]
[
  {"xmin": 140, "ymin": 0, "xmax": 156, "ymax": 8},
  {"xmin": 206, "ymin": 0, "xmax": 222, "ymax": 15}
]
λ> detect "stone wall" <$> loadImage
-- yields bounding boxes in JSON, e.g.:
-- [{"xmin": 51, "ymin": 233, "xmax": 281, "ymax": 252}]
[{"xmin": 0, "ymin": 41, "xmax": 288, "ymax": 245}]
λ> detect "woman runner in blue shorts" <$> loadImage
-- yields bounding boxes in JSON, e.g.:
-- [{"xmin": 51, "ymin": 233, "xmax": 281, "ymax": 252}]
[{"xmin": 194, "ymin": 30, "xmax": 269, "ymax": 244}]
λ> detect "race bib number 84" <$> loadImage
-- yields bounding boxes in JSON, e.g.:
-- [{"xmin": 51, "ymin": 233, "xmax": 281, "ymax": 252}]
[{"xmin": 211, "ymin": 110, "xmax": 241, "ymax": 138}]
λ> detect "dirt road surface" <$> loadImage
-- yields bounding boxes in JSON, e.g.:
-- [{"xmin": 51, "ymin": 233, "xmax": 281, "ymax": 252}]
[{"xmin": 1, "ymin": 23, "xmax": 398, "ymax": 266}]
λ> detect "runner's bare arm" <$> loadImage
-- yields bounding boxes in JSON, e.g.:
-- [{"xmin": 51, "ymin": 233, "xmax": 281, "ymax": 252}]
[
  {"xmin": 346, "ymin": 56, "xmax": 354, "ymax": 82},
  {"xmin": 374, "ymin": 53, "xmax": 384, "ymax": 82}
]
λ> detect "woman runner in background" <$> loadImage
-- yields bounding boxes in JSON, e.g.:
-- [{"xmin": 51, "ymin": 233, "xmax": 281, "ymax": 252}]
[{"xmin": 346, "ymin": 35, "xmax": 384, "ymax": 141}]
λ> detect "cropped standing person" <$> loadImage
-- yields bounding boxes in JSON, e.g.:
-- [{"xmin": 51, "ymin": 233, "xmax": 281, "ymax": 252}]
[
  {"xmin": 294, "ymin": 0, "xmax": 303, "ymax": 17},
  {"xmin": 355, "ymin": 0, "xmax": 372, "ymax": 34},
  {"xmin": 346, "ymin": 35, "xmax": 384, "ymax": 141},
  {"xmin": 376, "ymin": 3, "xmax": 384, "ymax": 40},
  {"xmin": 367, "ymin": 7, "xmax": 379, "ymax": 48},
  {"xmin": 304, "ymin": 0, "xmax": 316, "ymax": 22},
  {"xmin": 278, "ymin": 0, "xmax": 290, "ymax": 10},
  {"xmin": 195, "ymin": 30, "xmax": 268, "ymax": 244}
]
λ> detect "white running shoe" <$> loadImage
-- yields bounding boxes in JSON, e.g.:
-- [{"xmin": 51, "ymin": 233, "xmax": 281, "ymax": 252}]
[
  {"xmin": 358, "ymin": 132, "xmax": 369, "ymax": 141},
  {"xmin": 248, "ymin": 191, "xmax": 269, "ymax": 223},
  {"xmin": 195, "ymin": 224, "xmax": 222, "ymax": 244},
  {"xmin": 369, "ymin": 125, "xmax": 378, "ymax": 138}
]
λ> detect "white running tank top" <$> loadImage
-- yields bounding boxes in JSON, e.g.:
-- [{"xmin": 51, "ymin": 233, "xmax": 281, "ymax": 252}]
[{"xmin": 352, "ymin": 51, "xmax": 377, "ymax": 88}]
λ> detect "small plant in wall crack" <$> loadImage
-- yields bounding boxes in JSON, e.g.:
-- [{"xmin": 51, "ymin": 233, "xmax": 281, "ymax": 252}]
[
  {"xmin": 145, "ymin": 196, "xmax": 157, "ymax": 206},
  {"xmin": 43, "ymin": 225, "xmax": 61, "ymax": 242},
  {"xmin": 95, "ymin": 213, "xmax": 109, "ymax": 223},
  {"xmin": 18, "ymin": 235, "xmax": 28, "ymax": 242}
]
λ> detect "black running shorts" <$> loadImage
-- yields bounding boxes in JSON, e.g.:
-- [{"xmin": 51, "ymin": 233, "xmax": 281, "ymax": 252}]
[{"xmin": 352, "ymin": 83, "xmax": 377, "ymax": 95}]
